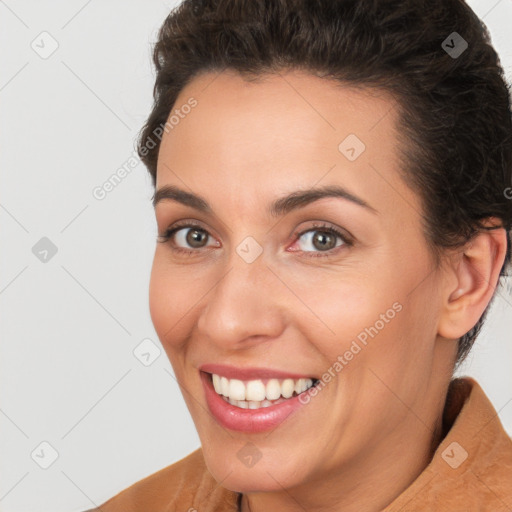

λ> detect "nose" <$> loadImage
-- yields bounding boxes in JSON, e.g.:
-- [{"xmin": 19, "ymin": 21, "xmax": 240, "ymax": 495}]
[{"xmin": 195, "ymin": 251, "xmax": 287, "ymax": 351}]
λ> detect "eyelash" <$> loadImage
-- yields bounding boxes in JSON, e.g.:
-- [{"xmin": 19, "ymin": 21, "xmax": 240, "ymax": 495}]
[{"xmin": 157, "ymin": 221, "xmax": 353, "ymax": 258}]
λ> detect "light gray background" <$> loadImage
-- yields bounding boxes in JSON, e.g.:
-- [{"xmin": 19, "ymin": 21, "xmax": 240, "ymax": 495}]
[{"xmin": 1, "ymin": 1, "xmax": 511, "ymax": 511}]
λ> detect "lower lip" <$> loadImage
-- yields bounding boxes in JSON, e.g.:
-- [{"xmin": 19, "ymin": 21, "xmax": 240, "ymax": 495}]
[{"xmin": 200, "ymin": 371, "xmax": 314, "ymax": 433}]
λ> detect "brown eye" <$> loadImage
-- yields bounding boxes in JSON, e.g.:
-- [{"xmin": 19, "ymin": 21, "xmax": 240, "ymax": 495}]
[
  {"xmin": 311, "ymin": 231, "xmax": 338, "ymax": 251},
  {"xmin": 157, "ymin": 222, "xmax": 219, "ymax": 254},
  {"xmin": 295, "ymin": 227, "xmax": 346, "ymax": 253},
  {"xmin": 184, "ymin": 228, "xmax": 209, "ymax": 248},
  {"xmin": 172, "ymin": 226, "xmax": 212, "ymax": 249}
]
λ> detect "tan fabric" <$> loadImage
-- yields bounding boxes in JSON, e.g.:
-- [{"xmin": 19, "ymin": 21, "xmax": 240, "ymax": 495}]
[{"xmin": 86, "ymin": 377, "xmax": 512, "ymax": 511}]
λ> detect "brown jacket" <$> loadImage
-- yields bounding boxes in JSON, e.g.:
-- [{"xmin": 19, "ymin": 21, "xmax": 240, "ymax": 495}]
[{"xmin": 86, "ymin": 377, "xmax": 512, "ymax": 511}]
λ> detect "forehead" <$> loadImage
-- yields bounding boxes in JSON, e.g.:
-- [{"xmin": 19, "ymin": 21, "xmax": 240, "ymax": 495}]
[
  {"xmin": 156, "ymin": 69, "xmax": 418, "ymax": 220},
  {"xmin": 160, "ymin": 69, "xmax": 400, "ymax": 157}
]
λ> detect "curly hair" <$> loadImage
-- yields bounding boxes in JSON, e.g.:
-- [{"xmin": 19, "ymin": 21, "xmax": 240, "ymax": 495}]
[{"xmin": 137, "ymin": 0, "xmax": 512, "ymax": 367}]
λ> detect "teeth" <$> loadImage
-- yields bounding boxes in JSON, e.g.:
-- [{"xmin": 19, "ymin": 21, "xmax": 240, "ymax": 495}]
[
  {"xmin": 229, "ymin": 379, "xmax": 246, "ymax": 401},
  {"xmin": 266, "ymin": 379, "xmax": 281, "ymax": 400},
  {"xmin": 212, "ymin": 373, "xmax": 221, "ymax": 394},
  {"xmin": 211, "ymin": 373, "xmax": 315, "ymax": 403},
  {"xmin": 221, "ymin": 395, "xmax": 294, "ymax": 409},
  {"xmin": 220, "ymin": 376, "xmax": 229, "ymax": 396},
  {"xmin": 281, "ymin": 379, "xmax": 295, "ymax": 398},
  {"xmin": 246, "ymin": 380, "xmax": 266, "ymax": 401}
]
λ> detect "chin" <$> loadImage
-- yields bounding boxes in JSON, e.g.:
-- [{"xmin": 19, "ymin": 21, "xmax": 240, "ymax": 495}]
[{"xmin": 201, "ymin": 443, "xmax": 308, "ymax": 493}]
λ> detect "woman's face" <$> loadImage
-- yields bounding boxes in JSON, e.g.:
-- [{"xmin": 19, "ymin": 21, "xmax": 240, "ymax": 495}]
[{"xmin": 149, "ymin": 70, "xmax": 457, "ymax": 498}]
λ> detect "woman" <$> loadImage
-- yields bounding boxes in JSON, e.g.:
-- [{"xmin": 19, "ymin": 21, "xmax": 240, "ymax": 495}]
[{"xmin": 86, "ymin": 0, "xmax": 512, "ymax": 510}]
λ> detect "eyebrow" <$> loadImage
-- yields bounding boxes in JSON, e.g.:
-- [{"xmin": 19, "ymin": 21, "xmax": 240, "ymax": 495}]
[{"xmin": 152, "ymin": 184, "xmax": 377, "ymax": 216}]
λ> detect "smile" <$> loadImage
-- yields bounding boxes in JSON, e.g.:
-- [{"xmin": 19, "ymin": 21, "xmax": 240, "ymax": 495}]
[
  {"xmin": 199, "ymin": 364, "xmax": 321, "ymax": 432},
  {"xmin": 211, "ymin": 373, "xmax": 317, "ymax": 409}
]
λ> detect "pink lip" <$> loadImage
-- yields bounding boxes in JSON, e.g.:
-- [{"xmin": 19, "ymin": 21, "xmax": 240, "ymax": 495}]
[
  {"xmin": 199, "ymin": 363, "xmax": 315, "ymax": 381},
  {"xmin": 200, "ymin": 371, "xmax": 315, "ymax": 433}
]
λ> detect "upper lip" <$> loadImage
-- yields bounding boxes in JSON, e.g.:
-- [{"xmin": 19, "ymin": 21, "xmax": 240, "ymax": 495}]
[{"xmin": 199, "ymin": 363, "xmax": 317, "ymax": 381}]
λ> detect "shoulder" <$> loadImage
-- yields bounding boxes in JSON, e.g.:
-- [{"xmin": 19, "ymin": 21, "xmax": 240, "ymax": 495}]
[
  {"xmin": 385, "ymin": 377, "xmax": 512, "ymax": 511},
  {"xmin": 437, "ymin": 378, "xmax": 512, "ymax": 508},
  {"xmin": 82, "ymin": 447, "xmax": 240, "ymax": 512}
]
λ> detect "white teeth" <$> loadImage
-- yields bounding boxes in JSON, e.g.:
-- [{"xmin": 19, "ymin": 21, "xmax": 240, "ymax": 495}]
[
  {"xmin": 211, "ymin": 373, "xmax": 315, "ymax": 405},
  {"xmin": 228, "ymin": 379, "xmax": 246, "ymax": 401},
  {"xmin": 266, "ymin": 379, "xmax": 281, "ymax": 400},
  {"xmin": 281, "ymin": 379, "xmax": 295, "ymax": 398},
  {"xmin": 212, "ymin": 374, "xmax": 221, "ymax": 394},
  {"xmin": 295, "ymin": 378, "xmax": 307, "ymax": 394},
  {"xmin": 220, "ymin": 376, "xmax": 229, "ymax": 396},
  {"xmin": 246, "ymin": 380, "xmax": 266, "ymax": 401}
]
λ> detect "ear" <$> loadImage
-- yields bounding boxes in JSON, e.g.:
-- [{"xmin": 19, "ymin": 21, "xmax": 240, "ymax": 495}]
[{"xmin": 437, "ymin": 219, "xmax": 508, "ymax": 340}]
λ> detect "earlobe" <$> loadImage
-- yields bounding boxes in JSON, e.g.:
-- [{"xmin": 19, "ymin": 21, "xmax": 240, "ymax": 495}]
[{"xmin": 438, "ymin": 220, "xmax": 508, "ymax": 340}]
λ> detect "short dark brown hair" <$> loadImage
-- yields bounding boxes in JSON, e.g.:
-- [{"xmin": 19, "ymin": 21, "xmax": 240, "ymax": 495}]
[{"xmin": 138, "ymin": 0, "xmax": 512, "ymax": 367}]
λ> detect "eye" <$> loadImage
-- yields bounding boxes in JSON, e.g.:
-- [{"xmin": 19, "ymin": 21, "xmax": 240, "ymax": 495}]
[
  {"xmin": 157, "ymin": 221, "xmax": 219, "ymax": 255},
  {"xmin": 157, "ymin": 220, "xmax": 353, "ymax": 258},
  {"xmin": 289, "ymin": 222, "xmax": 352, "ymax": 257}
]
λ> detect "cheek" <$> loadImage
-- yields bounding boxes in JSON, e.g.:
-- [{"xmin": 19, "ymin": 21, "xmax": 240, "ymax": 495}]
[
  {"xmin": 148, "ymin": 254, "xmax": 199, "ymax": 350},
  {"xmin": 281, "ymin": 266, "xmax": 396, "ymax": 348},
  {"xmin": 148, "ymin": 258, "xmax": 169, "ymax": 338},
  {"xmin": 285, "ymin": 261, "xmax": 428, "ymax": 374}
]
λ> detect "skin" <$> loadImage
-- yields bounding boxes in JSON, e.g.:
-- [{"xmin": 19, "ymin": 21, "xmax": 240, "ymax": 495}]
[{"xmin": 149, "ymin": 69, "xmax": 507, "ymax": 512}]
